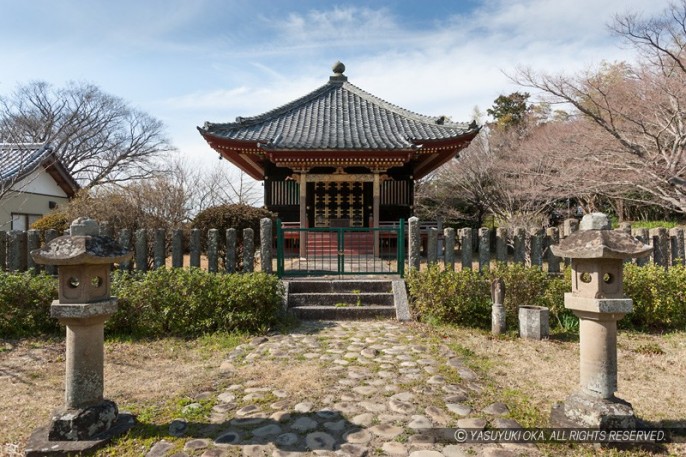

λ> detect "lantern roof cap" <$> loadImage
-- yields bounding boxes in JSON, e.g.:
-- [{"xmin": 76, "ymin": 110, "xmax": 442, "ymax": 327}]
[
  {"xmin": 551, "ymin": 214, "xmax": 652, "ymax": 259},
  {"xmin": 31, "ymin": 218, "xmax": 132, "ymax": 265}
]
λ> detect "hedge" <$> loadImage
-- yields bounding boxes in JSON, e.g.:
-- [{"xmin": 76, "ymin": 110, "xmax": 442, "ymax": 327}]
[
  {"xmin": 0, "ymin": 269, "xmax": 284, "ymax": 338},
  {"xmin": 0, "ymin": 272, "xmax": 59, "ymax": 337},
  {"xmin": 2, "ymin": 263, "xmax": 685, "ymax": 337},
  {"xmin": 406, "ymin": 263, "xmax": 686, "ymax": 332}
]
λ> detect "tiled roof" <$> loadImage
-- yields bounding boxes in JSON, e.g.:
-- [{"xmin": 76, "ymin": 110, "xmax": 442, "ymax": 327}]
[
  {"xmin": 0, "ymin": 143, "xmax": 54, "ymax": 183},
  {"xmin": 0, "ymin": 143, "xmax": 79, "ymax": 196},
  {"xmin": 200, "ymin": 67, "xmax": 478, "ymax": 151}
]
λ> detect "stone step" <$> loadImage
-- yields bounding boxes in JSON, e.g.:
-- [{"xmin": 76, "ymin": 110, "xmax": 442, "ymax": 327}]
[
  {"xmin": 289, "ymin": 292, "xmax": 394, "ymax": 307},
  {"xmin": 290, "ymin": 305, "xmax": 396, "ymax": 320},
  {"xmin": 288, "ymin": 280, "xmax": 393, "ymax": 294}
]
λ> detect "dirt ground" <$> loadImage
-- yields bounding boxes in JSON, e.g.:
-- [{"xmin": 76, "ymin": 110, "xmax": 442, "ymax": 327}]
[{"xmin": 0, "ymin": 337, "xmax": 229, "ymax": 455}]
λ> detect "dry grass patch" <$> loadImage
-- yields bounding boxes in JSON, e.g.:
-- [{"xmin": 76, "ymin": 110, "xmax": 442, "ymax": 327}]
[
  {"xmin": 431, "ymin": 324, "xmax": 686, "ymax": 456},
  {"xmin": 0, "ymin": 335, "xmax": 242, "ymax": 453},
  {"xmin": 234, "ymin": 360, "xmax": 334, "ymax": 401}
]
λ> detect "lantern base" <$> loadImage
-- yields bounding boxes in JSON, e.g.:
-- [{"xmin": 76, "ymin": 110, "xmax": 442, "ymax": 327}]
[
  {"xmin": 550, "ymin": 392, "xmax": 636, "ymax": 429},
  {"xmin": 25, "ymin": 410, "xmax": 135, "ymax": 456},
  {"xmin": 48, "ymin": 400, "xmax": 118, "ymax": 441}
]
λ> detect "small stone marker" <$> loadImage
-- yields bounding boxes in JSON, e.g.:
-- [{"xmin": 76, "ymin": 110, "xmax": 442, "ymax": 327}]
[
  {"xmin": 491, "ymin": 278, "xmax": 506, "ymax": 335},
  {"xmin": 550, "ymin": 212, "xmax": 651, "ymax": 429},
  {"xmin": 25, "ymin": 217, "xmax": 134, "ymax": 455}
]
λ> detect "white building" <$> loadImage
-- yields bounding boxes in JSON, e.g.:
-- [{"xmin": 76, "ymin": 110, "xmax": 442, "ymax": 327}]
[{"xmin": 0, "ymin": 143, "xmax": 78, "ymax": 231}]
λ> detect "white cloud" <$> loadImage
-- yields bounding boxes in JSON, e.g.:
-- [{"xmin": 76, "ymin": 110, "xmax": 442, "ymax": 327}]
[
  {"xmin": 4, "ymin": 0, "xmax": 673, "ymax": 171},
  {"xmin": 272, "ymin": 6, "xmax": 404, "ymax": 46},
  {"xmin": 174, "ymin": 0, "xmax": 673, "ymax": 120}
]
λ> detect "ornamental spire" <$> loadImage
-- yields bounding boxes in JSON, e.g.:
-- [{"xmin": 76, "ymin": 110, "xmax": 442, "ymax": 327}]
[{"xmin": 330, "ymin": 60, "xmax": 347, "ymax": 83}]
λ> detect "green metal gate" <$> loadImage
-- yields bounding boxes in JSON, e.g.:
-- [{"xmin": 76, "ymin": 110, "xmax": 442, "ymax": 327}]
[{"xmin": 276, "ymin": 219, "xmax": 405, "ymax": 277}]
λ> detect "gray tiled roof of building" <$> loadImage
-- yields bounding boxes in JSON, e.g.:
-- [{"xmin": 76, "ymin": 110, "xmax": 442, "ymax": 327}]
[
  {"xmin": 200, "ymin": 63, "xmax": 477, "ymax": 150},
  {"xmin": 0, "ymin": 143, "xmax": 54, "ymax": 184}
]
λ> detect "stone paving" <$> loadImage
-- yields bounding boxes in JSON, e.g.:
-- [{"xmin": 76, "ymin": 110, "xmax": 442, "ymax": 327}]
[{"xmin": 145, "ymin": 321, "xmax": 539, "ymax": 457}]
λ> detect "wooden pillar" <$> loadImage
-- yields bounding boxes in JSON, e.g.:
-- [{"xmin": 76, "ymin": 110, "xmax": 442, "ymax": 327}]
[
  {"xmin": 299, "ymin": 172, "xmax": 308, "ymax": 258},
  {"xmin": 373, "ymin": 172, "xmax": 380, "ymax": 256}
]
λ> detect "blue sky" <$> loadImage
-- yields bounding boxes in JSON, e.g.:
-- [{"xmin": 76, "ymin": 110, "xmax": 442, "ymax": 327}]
[{"xmin": 0, "ymin": 0, "xmax": 670, "ymax": 172}]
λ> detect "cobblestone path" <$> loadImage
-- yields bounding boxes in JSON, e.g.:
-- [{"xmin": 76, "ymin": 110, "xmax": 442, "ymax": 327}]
[{"xmin": 146, "ymin": 321, "xmax": 538, "ymax": 457}]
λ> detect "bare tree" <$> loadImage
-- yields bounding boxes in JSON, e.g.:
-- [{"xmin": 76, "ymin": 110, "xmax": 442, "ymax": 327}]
[
  {"xmin": 52, "ymin": 158, "xmax": 264, "ymax": 232},
  {"xmin": 512, "ymin": 1, "xmax": 686, "ymax": 213},
  {"xmin": 188, "ymin": 164, "xmax": 262, "ymax": 213},
  {"xmin": 0, "ymin": 81, "xmax": 174, "ymax": 188}
]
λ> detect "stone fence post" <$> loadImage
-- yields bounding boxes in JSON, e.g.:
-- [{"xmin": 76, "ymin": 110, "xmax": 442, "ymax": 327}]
[
  {"xmin": 427, "ymin": 228, "xmax": 438, "ymax": 265},
  {"xmin": 495, "ymin": 228, "xmax": 507, "ymax": 264},
  {"xmin": 171, "ymin": 229, "xmax": 183, "ymax": 268},
  {"xmin": 408, "ymin": 217, "xmax": 420, "ymax": 271},
  {"xmin": 670, "ymin": 227, "xmax": 685, "ymax": 265},
  {"xmin": 650, "ymin": 227, "xmax": 669, "ymax": 267},
  {"xmin": 0, "ymin": 231, "xmax": 6, "ymax": 271},
  {"xmin": 27, "ymin": 230, "xmax": 41, "ymax": 272},
  {"xmin": 260, "ymin": 218, "xmax": 272, "ymax": 273},
  {"xmin": 189, "ymin": 229, "xmax": 201, "ymax": 268},
  {"xmin": 513, "ymin": 227, "xmax": 525, "ymax": 264},
  {"xmin": 135, "ymin": 229, "xmax": 148, "ymax": 272},
  {"xmin": 546, "ymin": 227, "xmax": 560, "ymax": 274},
  {"xmin": 207, "ymin": 229, "xmax": 219, "ymax": 273},
  {"xmin": 478, "ymin": 227, "xmax": 490, "ymax": 272},
  {"xmin": 632, "ymin": 228, "xmax": 649, "ymax": 266},
  {"xmin": 226, "ymin": 228, "xmax": 237, "ymax": 273},
  {"xmin": 530, "ymin": 228, "xmax": 543, "ymax": 268},
  {"xmin": 444, "ymin": 227, "xmax": 455, "ymax": 270},
  {"xmin": 8, "ymin": 230, "xmax": 27, "ymax": 272},
  {"xmin": 460, "ymin": 228, "xmax": 473, "ymax": 270},
  {"xmin": 243, "ymin": 228, "xmax": 254, "ymax": 272},
  {"xmin": 154, "ymin": 229, "xmax": 166, "ymax": 269}
]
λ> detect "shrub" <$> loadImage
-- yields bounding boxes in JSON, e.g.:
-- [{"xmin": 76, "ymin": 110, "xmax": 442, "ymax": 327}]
[
  {"xmin": 623, "ymin": 263, "xmax": 686, "ymax": 331},
  {"xmin": 489, "ymin": 263, "xmax": 548, "ymax": 323},
  {"xmin": 406, "ymin": 265, "xmax": 491, "ymax": 328},
  {"xmin": 0, "ymin": 272, "xmax": 59, "ymax": 337},
  {"xmin": 31, "ymin": 212, "xmax": 70, "ymax": 233},
  {"xmin": 192, "ymin": 204, "xmax": 274, "ymax": 243},
  {"xmin": 110, "ymin": 268, "xmax": 284, "ymax": 336},
  {"xmin": 406, "ymin": 264, "xmax": 572, "ymax": 331},
  {"xmin": 539, "ymin": 269, "xmax": 574, "ymax": 329},
  {"xmin": 488, "ymin": 264, "xmax": 571, "ymax": 330}
]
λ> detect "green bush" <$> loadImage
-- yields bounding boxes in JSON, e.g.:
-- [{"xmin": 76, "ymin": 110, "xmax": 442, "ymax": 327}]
[
  {"xmin": 406, "ymin": 265, "xmax": 491, "ymax": 328},
  {"xmin": 110, "ymin": 268, "xmax": 284, "ymax": 336},
  {"xmin": 407, "ymin": 262, "xmax": 686, "ymax": 333},
  {"xmin": 489, "ymin": 263, "xmax": 571, "ymax": 330},
  {"xmin": 623, "ymin": 263, "xmax": 686, "ymax": 331},
  {"xmin": 489, "ymin": 263, "xmax": 547, "ymax": 320},
  {"xmin": 0, "ymin": 269, "xmax": 283, "ymax": 338},
  {"xmin": 407, "ymin": 264, "xmax": 571, "ymax": 331},
  {"xmin": 0, "ymin": 272, "xmax": 59, "ymax": 337},
  {"xmin": 539, "ymin": 269, "xmax": 575, "ymax": 330}
]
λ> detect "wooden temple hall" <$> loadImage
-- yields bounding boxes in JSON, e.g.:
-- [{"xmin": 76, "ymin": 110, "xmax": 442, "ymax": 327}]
[{"xmin": 198, "ymin": 62, "xmax": 479, "ymax": 234}]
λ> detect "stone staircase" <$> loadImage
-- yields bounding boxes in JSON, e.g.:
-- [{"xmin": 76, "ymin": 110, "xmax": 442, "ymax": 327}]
[{"xmin": 283, "ymin": 279, "xmax": 410, "ymax": 321}]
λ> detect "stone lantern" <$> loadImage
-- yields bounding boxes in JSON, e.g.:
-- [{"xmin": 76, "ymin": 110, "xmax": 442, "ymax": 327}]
[
  {"xmin": 25, "ymin": 218, "xmax": 134, "ymax": 455},
  {"xmin": 550, "ymin": 213, "xmax": 651, "ymax": 429}
]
